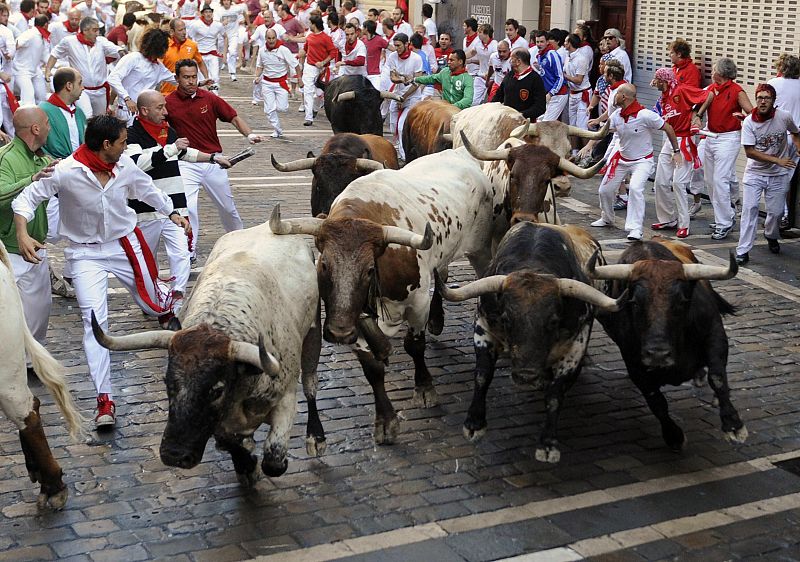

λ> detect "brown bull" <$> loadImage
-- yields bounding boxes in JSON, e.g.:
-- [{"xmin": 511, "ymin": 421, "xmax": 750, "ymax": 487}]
[{"xmin": 402, "ymin": 99, "xmax": 460, "ymax": 163}]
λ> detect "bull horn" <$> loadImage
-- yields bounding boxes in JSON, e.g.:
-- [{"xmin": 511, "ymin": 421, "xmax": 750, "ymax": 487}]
[
  {"xmin": 354, "ymin": 158, "xmax": 384, "ymax": 173},
  {"xmin": 586, "ymin": 251, "xmax": 635, "ymax": 280},
  {"xmin": 382, "ymin": 222, "xmax": 433, "ymax": 250},
  {"xmin": 555, "ymin": 279, "xmax": 628, "ymax": 311},
  {"xmin": 558, "ymin": 157, "xmax": 606, "ymax": 179},
  {"xmin": 510, "ymin": 118, "xmax": 531, "ymax": 139},
  {"xmin": 434, "ymin": 270, "xmax": 506, "ymax": 301},
  {"xmin": 229, "ymin": 335, "xmax": 281, "ymax": 377},
  {"xmin": 441, "ymin": 133, "xmax": 453, "ymax": 142},
  {"xmin": 682, "ymin": 251, "xmax": 738, "ymax": 281},
  {"xmin": 510, "ymin": 120, "xmax": 537, "ymax": 138},
  {"xmin": 379, "ymin": 90, "xmax": 403, "ymax": 101},
  {"xmin": 567, "ymin": 120, "xmax": 610, "ymax": 139},
  {"xmin": 269, "ymin": 204, "xmax": 324, "ymax": 237},
  {"xmin": 271, "ymin": 153, "xmax": 316, "ymax": 173},
  {"xmin": 336, "ymin": 91, "xmax": 356, "ymax": 102},
  {"xmin": 460, "ymin": 131, "xmax": 511, "ymax": 161},
  {"xmin": 91, "ymin": 310, "xmax": 174, "ymax": 351}
]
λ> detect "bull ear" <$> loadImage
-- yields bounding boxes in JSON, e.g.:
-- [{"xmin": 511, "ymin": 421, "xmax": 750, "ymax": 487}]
[
  {"xmin": 167, "ymin": 317, "xmax": 182, "ymax": 332},
  {"xmin": 315, "ymin": 212, "xmax": 328, "ymax": 219},
  {"xmin": 307, "ymin": 151, "xmax": 315, "ymax": 158}
]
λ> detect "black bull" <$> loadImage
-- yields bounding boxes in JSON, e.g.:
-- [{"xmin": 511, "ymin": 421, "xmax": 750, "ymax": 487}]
[{"xmin": 316, "ymin": 75, "xmax": 401, "ymax": 135}]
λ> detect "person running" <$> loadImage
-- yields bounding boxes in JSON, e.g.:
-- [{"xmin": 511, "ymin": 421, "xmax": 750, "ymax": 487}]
[
  {"xmin": 253, "ymin": 28, "xmax": 302, "ymax": 138},
  {"xmin": 188, "ymin": 4, "xmax": 225, "ymax": 89}
]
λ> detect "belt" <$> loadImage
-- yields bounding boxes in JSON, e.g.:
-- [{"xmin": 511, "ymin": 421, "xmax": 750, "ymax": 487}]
[
  {"xmin": 84, "ymin": 81, "xmax": 111, "ymax": 107},
  {"xmin": 556, "ymin": 84, "xmax": 568, "ymax": 96},
  {"xmin": 263, "ymin": 73, "xmax": 289, "ymax": 92},
  {"xmin": 570, "ymin": 87, "xmax": 591, "ymax": 105},
  {"xmin": 601, "ymin": 151, "xmax": 653, "ymax": 180}
]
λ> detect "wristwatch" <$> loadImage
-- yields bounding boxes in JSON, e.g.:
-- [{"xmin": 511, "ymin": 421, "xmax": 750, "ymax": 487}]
[
  {"xmin": 209, "ymin": 153, "xmax": 217, "ymax": 164},
  {"xmin": 673, "ymin": 148, "xmax": 681, "ymax": 154},
  {"xmin": 168, "ymin": 210, "xmax": 180, "ymax": 219}
]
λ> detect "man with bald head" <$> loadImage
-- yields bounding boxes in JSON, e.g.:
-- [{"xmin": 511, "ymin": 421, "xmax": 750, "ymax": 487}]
[
  {"xmin": 592, "ymin": 83, "xmax": 681, "ymax": 241},
  {"xmin": 49, "ymin": 8, "xmax": 81, "ymax": 47},
  {"xmin": 0, "ymin": 106, "xmax": 58, "ymax": 354},
  {"xmin": 253, "ymin": 28, "xmax": 302, "ymax": 138},
  {"xmin": 125, "ymin": 88, "xmax": 228, "ymax": 308}
]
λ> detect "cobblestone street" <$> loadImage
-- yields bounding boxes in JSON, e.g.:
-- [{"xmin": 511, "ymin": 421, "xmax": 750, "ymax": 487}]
[{"xmin": 2, "ymin": 74, "xmax": 800, "ymax": 562}]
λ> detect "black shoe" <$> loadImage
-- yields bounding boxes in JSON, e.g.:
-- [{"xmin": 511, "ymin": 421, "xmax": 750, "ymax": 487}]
[
  {"xmin": 767, "ymin": 238, "xmax": 780, "ymax": 254},
  {"xmin": 303, "ymin": 120, "xmax": 313, "ymax": 126},
  {"xmin": 735, "ymin": 253, "xmax": 749, "ymax": 265},
  {"xmin": 779, "ymin": 216, "xmax": 791, "ymax": 231}
]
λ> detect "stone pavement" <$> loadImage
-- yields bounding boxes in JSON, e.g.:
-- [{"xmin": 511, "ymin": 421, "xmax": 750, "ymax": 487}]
[{"xmin": 2, "ymin": 73, "xmax": 800, "ymax": 562}]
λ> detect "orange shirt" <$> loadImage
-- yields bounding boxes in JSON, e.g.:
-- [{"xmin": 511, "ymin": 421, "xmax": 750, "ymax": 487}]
[{"xmin": 161, "ymin": 38, "xmax": 204, "ymax": 94}]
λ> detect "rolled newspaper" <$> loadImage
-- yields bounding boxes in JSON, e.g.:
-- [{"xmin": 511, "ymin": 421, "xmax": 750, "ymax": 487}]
[{"xmin": 228, "ymin": 147, "xmax": 256, "ymax": 166}]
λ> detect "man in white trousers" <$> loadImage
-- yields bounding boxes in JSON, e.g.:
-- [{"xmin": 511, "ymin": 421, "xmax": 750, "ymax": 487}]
[
  {"xmin": 188, "ymin": 4, "xmax": 225, "ymax": 90},
  {"xmin": 217, "ymin": 0, "xmax": 247, "ymax": 82},
  {"xmin": 165, "ymin": 59, "xmax": 263, "ymax": 261},
  {"xmin": 335, "ymin": 23, "xmax": 367, "ymax": 77},
  {"xmin": 45, "ymin": 16, "xmax": 123, "ymax": 118},
  {"xmin": 591, "ymin": 83, "xmax": 681, "ymax": 241},
  {"xmin": 299, "ymin": 15, "xmax": 337, "ymax": 127},
  {"xmin": 13, "ymin": 114, "xmax": 191, "ymax": 428},
  {"xmin": 735, "ymin": 83, "xmax": 800, "ymax": 265},
  {"xmin": 386, "ymin": 32, "xmax": 423, "ymax": 159},
  {"xmin": 253, "ymin": 28, "xmax": 303, "ymax": 138},
  {"xmin": 13, "ymin": 15, "xmax": 50, "ymax": 106},
  {"xmin": 564, "ymin": 33, "xmax": 592, "ymax": 131}
]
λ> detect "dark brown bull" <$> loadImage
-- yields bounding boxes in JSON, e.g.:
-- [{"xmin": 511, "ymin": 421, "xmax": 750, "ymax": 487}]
[
  {"xmin": 589, "ymin": 240, "xmax": 748, "ymax": 451},
  {"xmin": 271, "ymin": 133, "xmax": 398, "ymax": 217},
  {"xmin": 401, "ymin": 99, "xmax": 460, "ymax": 163}
]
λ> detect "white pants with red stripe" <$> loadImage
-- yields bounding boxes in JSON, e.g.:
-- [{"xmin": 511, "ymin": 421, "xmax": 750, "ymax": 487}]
[
  {"xmin": 139, "ymin": 218, "xmax": 191, "ymax": 295},
  {"xmin": 8, "ymin": 250, "xmax": 51, "ymax": 348},
  {"xmin": 260, "ymin": 80, "xmax": 289, "ymax": 134},
  {"xmin": 389, "ymin": 96, "xmax": 422, "ymax": 160},
  {"xmin": 654, "ymin": 141, "xmax": 693, "ymax": 229},
  {"xmin": 76, "ymin": 89, "xmax": 109, "ymax": 119},
  {"xmin": 703, "ymin": 130, "xmax": 741, "ymax": 229},
  {"xmin": 598, "ymin": 155, "xmax": 655, "ymax": 233},
  {"xmin": 66, "ymin": 234, "xmax": 169, "ymax": 398},
  {"xmin": 178, "ymin": 161, "xmax": 243, "ymax": 259},
  {"xmin": 542, "ymin": 93, "xmax": 569, "ymax": 122},
  {"xmin": 568, "ymin": 91, "xmax": 589, "ymax": 129}
]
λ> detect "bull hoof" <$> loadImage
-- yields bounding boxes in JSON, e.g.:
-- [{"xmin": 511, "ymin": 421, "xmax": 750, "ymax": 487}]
[
  {"xmin": 237, "ymin": 465, "xmax": 262, "ymax": 488},
  {"xmin": 37, "ymin": 487, "xmax": 68, "ymax": 510},
  {"xmin": 534, "ymin": 446, "xmax": 561, "ymax": 464},
  {"xmin": 305, "ymin": 435, "xmax": 327, "ymax": 457},
  {"xmin": 463, "ymin": 424, "xmax": 487, "ymax": 442},
  {"xmin": 663, "ymin": 425, "xmax": 687, "ymax": 452},
  {"xmin": 374, "ymin": 416, "xmax": 399, "ymax": 445},
  {"xmin": 724, "ymin": 425, "xmax": 749, "ymax": 444},
  {"xmin": 413, "ymin": 385, "xmax": 439, "ymax": 408},
  {"xmin": 261, "ymin": 455, "xmax": 288, "ymax": 478},
  {"xmin": 692, "ymin": 369, "xmax": 707, "ymax": 387}
]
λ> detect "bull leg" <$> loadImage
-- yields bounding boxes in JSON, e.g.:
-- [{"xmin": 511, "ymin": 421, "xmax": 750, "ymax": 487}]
[
  {"xmin": 427, "ymin": 267, "xmax": 448, "ymax": 336},
  {"xmin": 405, "ymin": 328, "xmax": 438, "ymax": 408},
  {"xmin": 17, "ymin": 397, "xmax": 68, "ymax": 509},
  {"xmin": 355, "ymin": 348, "xmax": 398, "ymax": 444},
  {"xmin": 261, "ymin": 388, "xmax": 296, "ymax": 477},
  {"xmin": 706, "ymin": 335, "xmax": 748, "ymax": 443},
  {"xmin": 631, "ymin": 375, "xmax": 686, "ymax": 451},
  {"xmin": 214, "ymin": 433, "xmax": 259, "ymax": 487},
  {"xmin": 302, "ymin": 310, "xmax": 326, "ymax": 457},
  {"xmin": 464, "ymin": 315, "xmax": 498, "ymax": 442}
]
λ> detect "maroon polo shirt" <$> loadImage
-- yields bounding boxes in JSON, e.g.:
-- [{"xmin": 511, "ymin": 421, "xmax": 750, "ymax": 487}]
[
  {"xmin": 106, "ymin": 24, "xmax": 129, "ymax": 46},
  {"xmin": 165, "ymin": 88, "xmax": 237, "ymax": 154}
]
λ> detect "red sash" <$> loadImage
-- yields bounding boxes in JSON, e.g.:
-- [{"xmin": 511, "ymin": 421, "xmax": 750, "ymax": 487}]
[
  {"xmin": 2, "ymin": 83, "xmax": 19, "ymax": 113},
  {"xmin": 118, "ymin": 227, "xmax": 169, "ymax": 314},
  {"xmin": 679, "ymin": 135, "xmax": 701, "ymax": 169},
  {"xmin": 200, "ymin": 50, "xmax": 223, "ymax": 57},
  {"xmin": 263, "ymin": 74, "xmax": 290, "ymax": 92},
  {"xmin": 84, "ymin": 82, "xmax": 111, "ymax": 107},
  {"xmin": 601, "ymin": 151, "xmax": 653, "ymax": 180}
]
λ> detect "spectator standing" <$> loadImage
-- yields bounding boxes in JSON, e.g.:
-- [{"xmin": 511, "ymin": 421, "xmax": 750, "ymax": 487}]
[
  {"xmin": 421, "ymin": 3, "xmax": 436, "ymax": 44},
  {"xmin": 533, "ymin": 30, "xmax": 567, "ymax": 121},
  {"xmin": 603, "ymin": 28, "xmax": 631, "ymax": 82}
]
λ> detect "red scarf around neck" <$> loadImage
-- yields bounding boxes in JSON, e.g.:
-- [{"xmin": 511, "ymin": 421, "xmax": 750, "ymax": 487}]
[
  {"xmin": 280, "ymin": 13, "xmax": 294, "ymax": 23},
  {"xmin": 47, "ymin": 93, "xmax": 75, "ymax": 116},
  {"xmin": 76, "ymin": 31, "xmax": 94, "ymax": 47},
  {"xmin": 344, "ymin": 38, "xmax": 357, "ymax": 55},
  {"xmin": 751, "ymin": 107, "xmax": 776, "ymax": 123},
  {"xmin": 610, "ymin": 79, "xmax": 627, "ymax": 90},
  {"xmin": 709, "ymin": 79, "xmax": 733, "ymax": 95},
  {"xmin": 619, "ymin": 100, "xmax": 645, "ymax": 122},
  {"xmin": 398, "ymin": 47, "xmax": 411, "ymax": 60},
  {"xmin": 465, "ymin": 32, "xmax": 477, "ymax": 45},
  {"xmin": 64, "ymin": 19, "xmax": 78, "ymax": 33},
  {"xmin": 579, "ymin": 40, "xmax": 590, "ymax": 47},
  {"xmin": 138, "ymin": 116, "xmax": 169, "ymax": 146},
  {"xmin": 480, "ymin": 37, "xmax": 492, "ymax": 48},
  {"xmin": 450, "ymin": 67, "xmax": 467, "ymax": 76},
  {"xmin": 201, "ymin": 16, "xmax": 214, "ymax": 26},
  {"xmin": 74, "ymin": 144, "xmax": 116, "ymax": 176},
  {"xmin": 674, "ymin": 57, "xmax": 692, "ymax": 70},
  {"xmin": 265, "ymin": 39, "xmax": 285, "ymax": 51},
  {"xmin": 514, "ymin": 67, "xmax": 532, "ymax": 79},
  {"xmin": 537, "ymin": 44, "xmax": 553, "ymax": 60},
  {"xmin": 36, "ymin": 26, "xmax": 51, "ymax": 42}
]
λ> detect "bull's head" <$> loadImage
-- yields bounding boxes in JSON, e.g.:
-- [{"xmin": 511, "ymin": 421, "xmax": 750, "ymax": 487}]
[
  {"xmin": 461, "ymin": 131, "xmax": 605, "ymax": 225},
  {"xmin": 271, "ymin": 153, "xmax": 384, "ymax": 217},
  {"xmin": 510, "ymin": 120, "xmax": 611, "ymax": 159},
  {"xmin": 588, "ymin": 251, "xmax": 737, "ymax": 368},
  {"xmin": 435, "ymin": 270, "xmax": 626, "ymax": 385},
  {"xmin": 90, "ymin": 314, "xmax": 279, "ymax": 468},
  {"xmin": 269, "ymin": 204, "xmax": 432, "ymax": 345}
]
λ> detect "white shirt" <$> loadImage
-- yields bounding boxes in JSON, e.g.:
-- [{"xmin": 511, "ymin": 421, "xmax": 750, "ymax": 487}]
[
  {"xmin": 9, "ymin": 13, "xmax": 32, "ymax": 37},
  {"xmin": 610, "ymin": 46, "xmax": 632, "ymax": 82},
  {"xmin": 565, "ymin": 48, "xmax": 591, "ymax": 92},
  {"xmin": 502, "ymin": 35, "xmax": 527, "ymax": 52},
  {"xmin": 12, "ymin": 153, "xmax": 174, "ymax": 244},
  {"xmin": 13, "ymin": 27, "xmax": 48, "ymax": 75},
  {"xmin": 251, "ymin": 22, "xmax": 286, "ymax": 50},
  {"xmin": 50, "ymin": 35, "xmax": 122, "ymax": 88},
  {"xmin": 108, "ymin": 52, "xmax": 176, "ymax": 102},
  {"xmin": 57, "ymin": 105, "xmax": 81, "ymax": 151},
  {"xmin": 488, "ymin": 52, "xmax": 511, "ymax": 86},
  {"xmin": 217, "ymin": 4, "xmax": 247, "ymax": 40},
  {"xmin": 393, "ymin": 21, "xmax": 413, "ymax": 38},
  {"xmin": 422, "ymin": 17, "xmax": 437, "ymax": 41},
  {"xmin": 386, "ymin": 50, "xmax": 424, "ymax": 101},
  {"xmin": 769, "ymin": 77, "xmax": 800, "ymax": 128},
  {"xmin": 49, "ymin": 20, "xmax": 77, "ymax": 49},
  {"xmin": 609, "ymin": 106, "xmax": 664, "ymax": 160},
  {"xmin": 328, "ymin": 27, "xmax": 345, "ymax": 56},
  {"xmin": 340, "ymin": 39, "xmax": 367, "ymax": 76},
  {"xmin": 177, "ymin": 0, "xmax": 202, "ymax": 19},
  {"xmin": 0, "ymin": 25, "xmax": 17, "ymax": 73},
  {"xmin": 257, "ymin": 43, "xmax": 296, "ymax": 78},
  {"xmin": 475, "ymin": 39, "xmax": 496, "ymax": 75},
  {"xmin": 463, "ymin": 33, "xmax": 481, "ymax": 75},
  {"xmin": 421, "ymin": 43, "xmax": 437, "ymax": 74},
  {"xmin": 348, "ymin": 8, "xmax": 366, "ymax": 25},
  {"xmin": 188, "ymin": 19, "xmax": 226, "ymax": 53}
]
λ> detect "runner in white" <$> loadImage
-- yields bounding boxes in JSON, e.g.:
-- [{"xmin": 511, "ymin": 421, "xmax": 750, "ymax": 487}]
[
  {"xmin": 486, "ymin": 39, "xmax": 511, "ymax": 102},
  {"xmin": 46, "ymin": 17, "xmax": 123, "ymax": 118},
  {"xmin": 49, "ymin": 8, "xmax": 80, "ymax": 47},
  {"xmin": 10, "ymin": 0, "xmax": 35, "ymax": 37},
  {"xmin": 188, "ymin": 4, "xmax": 225, "ymax": 87},
  {"xmin": 253, "ymin": 27, "xmax": 302, "ymax": 138},
  {"xmin": 564, "ymin": 33, "xmax": 592, "ymax": 130},
  {"xmin": 386, "ymin": 32, "xmax": 423, "ymax": 160},
  {"xmin": 0, "ymin": 4, "xmax": 17, "ymax": 136},
  {"xmin": 12, "ymin": 15, "xmax": 50, "ymax": 106},
  {"xmin": 473, "ymin": 23, "xmax": 496, "ymax": 105},
  {"xmin": 391, "ymin": 7, "xmax": 412, "ymax": 37},
  {"xmin": 502, "ymin": 18, "xmax": 527, "ymax": 51},
  {"xmin": 176, "ymin": 0, "xmax": 202, "ymax": 21},
  {"xmin": 462, "ymin": 17, "xmax": 482, "ymax": 105},
  {"xmin": 334, "ymin": 23, "xmax": 366, "ymax": 77},
  {"xmin": 421, "ymin": 3, "xmax": 436, "ymax": 44},
  {"xmin": 249, "ymin": 9, "xmax": 285, "ymax": 104},
  {"xmin": 216, "ymin": 0, "xmax": 247, "ymax": 82}
]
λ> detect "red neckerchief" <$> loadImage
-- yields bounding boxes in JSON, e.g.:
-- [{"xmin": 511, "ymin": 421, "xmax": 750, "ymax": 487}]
[
  {"xmin": 47, "ymin": 93, "xmax": 75, "ymax": 116},
  {"xmin": 393, "ymin": 19, "xmax": 405, "ymax": 31},
  {"xmin": 514, "ymin": 66, "xmax": 532, "ymax": 79},
  {"xmin": 201, "ymin": 16, "xmax": 214, "ymax": 26},
  {"xmin": 138, "ymin": 116, "xmax": 169, "ymax": 146},
  {"xmin": 36, "ymin": 26, "xmax": 51, "ymax": 42},
  {"xmin": 674, "ymin": 58, "xmax": 692, "ymax": 70},
  {"xmin": 480, "ymin": 37, "xmax": 492, "ymax": 48},
  {"xmin": 385, "ymin": 30, "xmax": 394, "ymax": 41},
  {"xmin": 610, "ymin": 79, "xmax": 627, "ymax": 90},
  {"xmin": 265, "ymin": 39, "xmax": 284, "ymax": 51},
  {"xmin": 579, "ymin": 40, "xmax": 590, "ymax": 47},
  {"xmin": 450, "ymin": 67, "xmax": 467, "ymax": 76},
  {"xmin": 619, "ymin": 100, "xmax": 645, "ymax": 122},
  {"xmin": 777, "ymin": 72, "xmax": 783, "ymax": 78},
  {"xmin": 398, "ymin": 47, "xmax": 411, "ymax": 60},
  {"xmin": 64, "ymin": 20, "xmax": 79, "ymax": 33},
  {"xmin": 709, "ymin": 80, "xmax": 732, "ymax": 96},
  {"xmin": 507, "ymin": 33, "xmax": 519, "ymax": 44},
  {"xmin": 344, "ymin": 38, "xmax": 357, "ymax": 55},
  {"xmin": 422, "ymin": 36, "xmax": 428, "ymax": 45},
  {"xmin": 751, "ymin": 107, "xmax": 776, "ymax": 123},
  {"xmin": 74, "ymin": 144, "xmax": 116, "ymax": 176},
  {"xmin": 465, "ymin": 32, "xmax": 477, "ymax": 45},
  {"xmin": 537, "ymin": 44, "xmax": 553, "ymax": 60},
  {"xmin": 280, "ymin": 13, "xmax": 294, "ymax": 23},
  {"xmin": 23, "ymin": 11, "xmax": 33, "ymax": 21},
  {"xmin": 76, "ymin": 31, "xmax": 94, "ymax": 46}
]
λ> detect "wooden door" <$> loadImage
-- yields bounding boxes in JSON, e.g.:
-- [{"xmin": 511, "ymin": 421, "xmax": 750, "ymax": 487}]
[
  {"xmin": 538, "ymin": 0, "xmax": 551, "ymax": 31},
  {"xmin": 598, "ymin": 0, "xmax": 634, "ymax": 49}
]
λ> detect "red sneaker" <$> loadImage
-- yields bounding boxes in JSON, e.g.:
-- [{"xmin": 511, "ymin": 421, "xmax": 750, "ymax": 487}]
[
  {"xmin": 95, "ymin": 394, "xmax": 116, "ymax": 428},
  {"xmin": 676, "ymin": 228, "xmax": 689, "ymax": 239},
  {"xmin": 651, "ymin": 220, "xmax": 678, "ymax": 231}
]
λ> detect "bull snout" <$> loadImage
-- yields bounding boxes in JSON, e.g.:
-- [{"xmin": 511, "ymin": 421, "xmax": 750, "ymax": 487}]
[
  {"xmin": 160, "ymin": 441, "xmax": 203, "ymax": 469},
  {"xmin": 510, "ymin": 367, "xmax": 548, "ymax": 390},
  {"xmin": 323, "ymin": 322, "xmax": 358, "ymax": 345},
  {"xmin": 510, "ymin": 212, "xmax": 539, "ymax": 226},
  {"xmin": 642, "ymin": 343, "xmax": 675, "ymax": 368}
]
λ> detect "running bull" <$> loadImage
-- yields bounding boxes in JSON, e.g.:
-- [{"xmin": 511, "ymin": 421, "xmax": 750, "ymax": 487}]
[
  {"xmin": 92, "ymin": 222, "xmax": 325, "ymax": 484},
  {"xmin": 436, "ymin": 222, "xmax": 625, "ymax": 463},
  {"xmin": 589, "ymin": 240, "xmax": 748, "ymax": 451},
  {"xmin": 317, "ymin": 75, "xmax": 403, "ymax": 135},
  {"xmin": 402, "ymin": 99, "xmax": 460, "ymax": 163},
  {"xmin": 271, "ymin": 132, "xmax": 398, "ymax": 217},
  {"xmin": 269, "ymin": 148, "xmax": 495, "ymax": 444}
]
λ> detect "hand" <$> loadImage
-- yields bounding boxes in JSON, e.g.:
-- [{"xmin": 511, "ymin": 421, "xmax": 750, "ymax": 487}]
[
  {"xmin": 546, "ymin": 93, "xmax": 552, "ymax": 103},
  {"xmin": 171, "ymin": 213, "xmax": 191, "ymax": 234},
  {"xmin": 32, "ymin": 161, "xmax": 58, "ymax": 181},
  {"xmin": 577, "ymin": 144, "xmax": 593, "ymax": 159},
  {"xmin": 588, "ymin": 118, "xmax": 600, "ymax": 128},
  {"xmin": 315, "ymin": 61, "xmax": 325, "ymax": 69},
  {"xmin": 672, "ymin": 151, "xmax": 684, "ymax": 165},
  {"xmin": 214, "ymin": 155, "xmax": 232, "ymax": 168},
  {"xmin": 175, "ymin": 137, "xmax": 190, "ymax": 151},
  {"xmin": 125, "ymin": 98, "xmax": 137, "ymax": 114},
  {"xmin": 247, "ymin": 133, "xmax": 263, "ymax": 144},
  {"xmin": 691, "ymin": 114, "xmax": 702, "ymax": 130},
  {"xmin": 732, "ymin": 111, "xmax": 746, "ymax": 121},
  {"xmin": 776, "ymin": 157, "xmax": 796, "ymax": 169},
  {"xmin": 17, "ymin": 231, "xmax": 45, "ymax": 264},
  {"xmin": 335, "ymin": 61, "xmax": 343, "ymax": 69},
  {"xmin": 253, "ymin": 76, "xmax": 260, "ymax": 84},
  {"xmin": 43, "ymin": 70, "xmax": 51, "ymax": 83},
  {"xmin": 0, "ymin": 130, "xmax": 11, "ymax": 145}
]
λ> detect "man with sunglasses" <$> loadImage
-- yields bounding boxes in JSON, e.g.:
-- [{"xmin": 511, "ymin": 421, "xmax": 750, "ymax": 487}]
[{"xmin": 603, "ymin": 28, "xmax": 631, "ymax": 82}]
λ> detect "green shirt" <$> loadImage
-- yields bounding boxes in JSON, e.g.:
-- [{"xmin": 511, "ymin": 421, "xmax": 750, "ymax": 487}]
[
  {"xmin": 39, "ymin": 100, "xmax": 86, "ymax": 159},
  {"xmin": 415, "ymin": 69, "xmax": 474, "ymax": 110},
  {"xmin": 0, "ymin": 138, "xmax": 50, "ymax": 253}
]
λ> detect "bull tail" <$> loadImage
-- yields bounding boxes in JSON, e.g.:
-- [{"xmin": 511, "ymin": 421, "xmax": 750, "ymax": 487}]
[
  {"xmin": 315, "ymin": 74, "xmax": 327, "ymax": 92},
  {"xmin": 712, "ymin": 290, "xmax": 736, "ymax": 316}
]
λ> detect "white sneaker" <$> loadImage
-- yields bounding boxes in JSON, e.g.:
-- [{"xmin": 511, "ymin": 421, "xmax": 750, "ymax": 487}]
[
  {"xmin": 688, "ymin": 200, "xmax": 702, "ymax": 217},
  {"xmin": 297, "ymin": 105, "xmax": 305, "ymax": 112},
  {"xmin": 271, "ymin": 130, "xmax": 283, "ymax": 138},
  {"xmin": 251, "ymin": 99, "xmax": 260, "ymax": 105},
  {"xmin": 591, "ymin": 218, "xmax": 611, "ymax": 227},
  {"xmin": 627, "ymin": 230, "xmax": 643, "ymax": 241}
]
